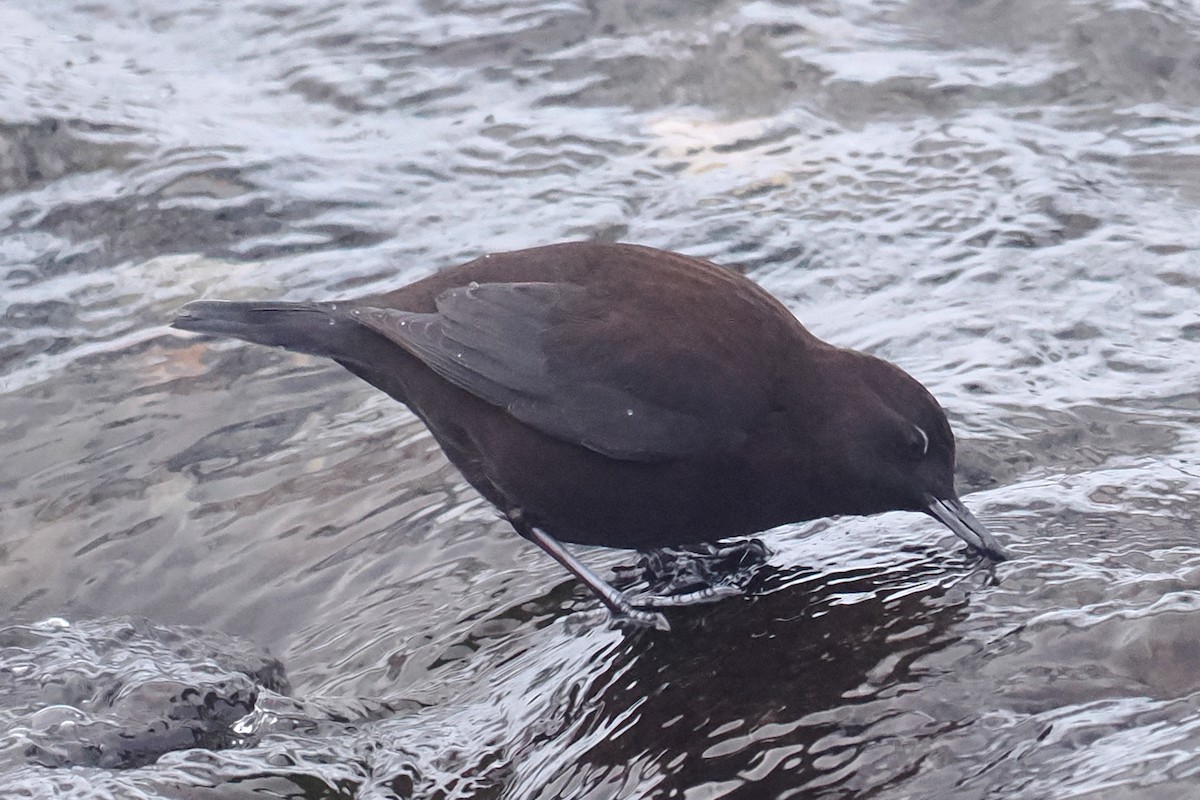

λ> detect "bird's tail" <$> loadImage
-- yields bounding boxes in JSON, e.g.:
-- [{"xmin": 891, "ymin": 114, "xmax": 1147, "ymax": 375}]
[{"xmin": 171, "ymin": 300, "xmax": 354, "ymax": 359}]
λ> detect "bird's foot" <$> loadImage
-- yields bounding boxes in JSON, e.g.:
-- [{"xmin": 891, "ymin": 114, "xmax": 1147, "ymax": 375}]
[
  {"xmin": 517, "ymin": 522, "xmax": 761, "ymax": 633},
  {"xmin": 564, "ymin": 603, "xmax": 671, "ymax": 634},
  {"xmin": 629, "ymin": 584, "xmax": 744, "ymax": 608},
  {"xmin": 613, "ymin": 538, "xmax": 771, "ymax": 601},
  {"xmin": 606, "ymin": 604, "xmax": 671, "ymax": 632}
]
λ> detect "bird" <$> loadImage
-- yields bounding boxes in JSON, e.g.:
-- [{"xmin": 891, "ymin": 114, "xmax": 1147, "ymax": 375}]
[{"xmin": 172, "ymin": 242, "xmax": 1010, "ymax": 630}]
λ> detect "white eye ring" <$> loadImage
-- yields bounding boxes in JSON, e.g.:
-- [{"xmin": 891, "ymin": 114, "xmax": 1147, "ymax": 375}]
[{"xmin": 913, "ymin": 425, "xmax": 929, "ymax": 455}]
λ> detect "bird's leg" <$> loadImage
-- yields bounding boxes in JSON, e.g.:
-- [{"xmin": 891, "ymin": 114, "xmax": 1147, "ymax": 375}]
[{"xmin": 509, "ymin": 514, "xmax": 670, "ymax": 631}]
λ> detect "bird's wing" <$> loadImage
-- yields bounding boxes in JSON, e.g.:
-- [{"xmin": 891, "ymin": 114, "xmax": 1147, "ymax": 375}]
[{"xmin": 350, "ymin": 281, "xmax": 770, "ymax": 462}]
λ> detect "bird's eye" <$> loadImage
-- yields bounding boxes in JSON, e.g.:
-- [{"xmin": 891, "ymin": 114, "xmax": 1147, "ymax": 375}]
[{"xmin": 907, "ymin": 425, "xmax": 929, "ymax": 459}]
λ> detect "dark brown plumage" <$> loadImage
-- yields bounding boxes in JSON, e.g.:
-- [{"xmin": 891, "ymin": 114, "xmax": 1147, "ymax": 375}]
[{"xmin": 173, "ymin": 242, "xmax": 1009, "ymax": 629}]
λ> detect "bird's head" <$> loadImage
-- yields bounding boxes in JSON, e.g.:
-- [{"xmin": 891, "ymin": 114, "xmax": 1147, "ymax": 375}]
[{"xmin": 814, "ymin": 349, "xmax": 1010, "ymax": 561}]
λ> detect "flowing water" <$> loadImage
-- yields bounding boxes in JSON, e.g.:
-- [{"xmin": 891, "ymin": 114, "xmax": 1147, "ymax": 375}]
[{"xmin": 2, "ymin": 0, "xmax": 1200, "ymax": 797}]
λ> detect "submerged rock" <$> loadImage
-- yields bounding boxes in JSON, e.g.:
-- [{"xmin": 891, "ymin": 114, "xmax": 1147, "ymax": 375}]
[{"xmin": 0, "ymin": 617, "xmax": 289, "ymax": 769}]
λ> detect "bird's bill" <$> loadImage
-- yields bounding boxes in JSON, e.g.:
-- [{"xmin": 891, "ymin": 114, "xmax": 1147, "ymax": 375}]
[{"xmin": 925, "ymin": 495, "xmax": 1011, "ymax": 561}]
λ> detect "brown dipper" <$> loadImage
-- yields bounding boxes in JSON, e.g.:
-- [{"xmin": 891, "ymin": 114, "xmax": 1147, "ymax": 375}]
[{"xmin": 173, "ymin": 242, "xmax": 1010, "ymax": 629}]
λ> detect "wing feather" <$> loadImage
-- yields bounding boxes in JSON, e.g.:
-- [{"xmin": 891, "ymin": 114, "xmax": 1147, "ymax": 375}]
[{"xmin": 352, "ymin": 281, "xmax": 761, "ymax": 461}]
